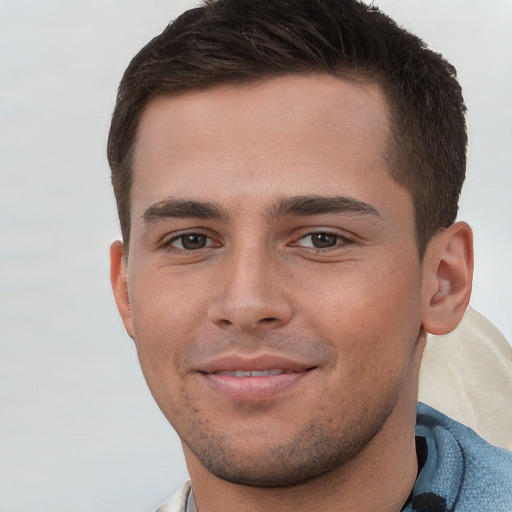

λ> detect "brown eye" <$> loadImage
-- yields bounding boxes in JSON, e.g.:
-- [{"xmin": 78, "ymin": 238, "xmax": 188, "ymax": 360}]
[
  {"xmin": 309, "ymin": 233, "xmax": 339, "ymax": 248},
  {"xmin": 170, "ymin": 233, "xmax": 211, "ymax": 250},
  {"xmin": 294, "ymin": 231, "xmax": 347, "ymax": 251}
]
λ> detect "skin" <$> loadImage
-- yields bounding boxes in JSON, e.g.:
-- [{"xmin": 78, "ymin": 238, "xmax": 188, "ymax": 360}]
[{"xmin": 111, "ymin": 74, "xmax": 473, "ymax": 512}]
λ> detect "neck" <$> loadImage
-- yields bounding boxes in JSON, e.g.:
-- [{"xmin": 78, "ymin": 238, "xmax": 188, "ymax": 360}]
[{"xmin": 185, "ymin": 337, "xmax": 425, "ymax": 512}]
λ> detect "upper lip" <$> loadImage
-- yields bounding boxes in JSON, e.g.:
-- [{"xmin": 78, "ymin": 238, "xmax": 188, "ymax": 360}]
[{"xmin": 195, "ymin": 353, "xmax": 317, "ymax": 374}]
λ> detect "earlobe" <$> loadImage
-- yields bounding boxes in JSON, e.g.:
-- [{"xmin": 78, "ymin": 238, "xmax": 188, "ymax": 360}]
[
  {"xmin": 110, "ymin": 240, "xmax": 135, "ymax": 339},
  {"xmin": 422, "ymin": 222, "xmax": 474, "ymax": 335}
]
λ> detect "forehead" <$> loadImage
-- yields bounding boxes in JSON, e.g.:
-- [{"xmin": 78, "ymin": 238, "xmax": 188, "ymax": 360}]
[{"xmin": 131, "ymin": 74, "xmax": 401, "ymax": 217}]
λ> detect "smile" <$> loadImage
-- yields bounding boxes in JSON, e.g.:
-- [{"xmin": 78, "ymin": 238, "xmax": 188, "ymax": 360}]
[
  {"xmin": 213, "ymin": 369, "xmax": 295, "ymax": 377},
  {"xmin": 200, "ymin": 366, "xmax": 315, "ymax": 401}
]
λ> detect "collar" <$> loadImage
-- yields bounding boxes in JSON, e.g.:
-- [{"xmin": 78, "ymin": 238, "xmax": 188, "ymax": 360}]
[{"xmin": 186, "ymin": 489, "xmax": 198, "ymax": 512}]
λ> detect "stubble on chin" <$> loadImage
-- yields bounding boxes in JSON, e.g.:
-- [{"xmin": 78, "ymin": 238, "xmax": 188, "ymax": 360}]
[{"xmin": 177, "ymin": 390, "xmax": 401, "ymax": 488}]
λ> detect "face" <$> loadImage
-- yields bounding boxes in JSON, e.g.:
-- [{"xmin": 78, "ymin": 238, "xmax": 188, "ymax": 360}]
[{"xmin": 114, "ymin": 74, "xmax": 427, "ymax": 486}]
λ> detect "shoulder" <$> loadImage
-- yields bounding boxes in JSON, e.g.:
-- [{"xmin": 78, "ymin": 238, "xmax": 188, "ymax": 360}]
[{"xmin": 412, "ymin": 403, "xmax": 512, "ymax": 512}]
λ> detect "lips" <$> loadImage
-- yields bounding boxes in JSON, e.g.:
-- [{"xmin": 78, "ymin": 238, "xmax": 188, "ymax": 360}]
[
  {"xmin": 197, "ymin": 353, "xmax": 315, "ymax": 374},
  {"xmin": 196, "ymin": 354, "xmax": 316, "ymax": 401},
  {"xmin": 214, "ymin": 369, "xmax": 295, "ymax": 377}
]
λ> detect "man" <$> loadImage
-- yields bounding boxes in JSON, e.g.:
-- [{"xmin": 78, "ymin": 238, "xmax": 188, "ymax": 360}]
[{"xmin": 107, "ymin": 0, "xmax": 512, "ymax": 510}]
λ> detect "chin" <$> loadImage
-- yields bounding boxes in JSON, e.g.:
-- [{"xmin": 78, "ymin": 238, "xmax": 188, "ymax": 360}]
[{"xmin": 181, "ymin": 405, "xmax": 392, "ymax": 488}]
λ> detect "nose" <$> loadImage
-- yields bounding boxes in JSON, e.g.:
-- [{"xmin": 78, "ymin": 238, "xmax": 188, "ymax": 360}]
[{"xmin": 207, "ymin": 246, "xmax": 294, "ymax": 332}]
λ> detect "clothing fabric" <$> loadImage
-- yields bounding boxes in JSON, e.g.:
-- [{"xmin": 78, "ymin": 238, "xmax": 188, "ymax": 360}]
[
  {"xmin": 419, "ymin": 307, "xmax": 512, "ymax": 450},
  {"xmin": 154, "ymin": 403, "xmax": 512, "ymax": 512},
  {"xmin": 402, "ymin": 403, "xmax": 512, "ymax": 511}
]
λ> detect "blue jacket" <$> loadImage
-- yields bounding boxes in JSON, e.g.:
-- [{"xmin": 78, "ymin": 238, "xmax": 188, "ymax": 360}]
[{"xmin": 403, "ymin": 403, "xmax": 512, "ymax": 511}]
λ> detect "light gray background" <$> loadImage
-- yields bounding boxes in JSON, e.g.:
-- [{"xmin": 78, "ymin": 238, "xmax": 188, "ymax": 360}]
[{"xmin": 1, "ymin": 1, "xmax": 511, "ymax": 511}]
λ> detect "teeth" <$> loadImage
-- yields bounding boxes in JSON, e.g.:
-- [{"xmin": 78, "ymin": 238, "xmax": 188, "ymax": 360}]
[
  {"xmin": 216, "ymin": 369, "xmax": 285, "ymax": 377},
  {"xmin": 252, "ymin": 369, "xmax": 284, "ymax": 377}
]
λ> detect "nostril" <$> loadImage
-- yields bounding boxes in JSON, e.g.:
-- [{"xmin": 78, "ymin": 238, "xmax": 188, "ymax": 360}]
[{"xmin": 259, "ymin": 317, "xmax": 278, "ymax": 323}]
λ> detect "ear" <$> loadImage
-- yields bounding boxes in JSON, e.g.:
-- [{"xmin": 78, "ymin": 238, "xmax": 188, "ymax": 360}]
[
  {"xmin": 421, "ymin": 222, "xmax": 474, "ymax": 335},
  {"xmin": 110, "ymin": 240, "xmax": 135, "ymax": 340}
]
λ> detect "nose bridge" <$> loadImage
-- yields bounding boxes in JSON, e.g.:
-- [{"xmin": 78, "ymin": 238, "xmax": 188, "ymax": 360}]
[{"xmin": 208, "ymin": 239, "xmax": 293, "ymax": 331}]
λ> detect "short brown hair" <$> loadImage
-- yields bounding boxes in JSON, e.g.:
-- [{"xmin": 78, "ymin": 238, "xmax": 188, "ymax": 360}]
[{"xmin": 108, "ymin": 0, "xmax": 467, "ymax": 256}]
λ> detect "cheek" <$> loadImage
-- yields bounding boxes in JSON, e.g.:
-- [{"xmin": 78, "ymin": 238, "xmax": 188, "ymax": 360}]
[
  {"xmin": 130, "ymin": 265, "xmax": 206, "ymax": 334},
  {"xmin": 128, "ymin": 271, "xmax": 206, "ymax": 382},
  {"xmin": 294, "ymin": 258, "xmax": 423, "ymax": 359}
]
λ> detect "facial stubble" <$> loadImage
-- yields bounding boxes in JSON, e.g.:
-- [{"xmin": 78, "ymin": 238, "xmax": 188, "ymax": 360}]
[{"xmin": 172, "ymin": 357, "xmax": 407, "ymax": 488}]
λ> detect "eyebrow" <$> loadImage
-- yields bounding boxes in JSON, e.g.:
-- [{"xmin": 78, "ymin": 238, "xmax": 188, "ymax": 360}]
[
  {"xmin": 269, "ymin": 195, "xmax": 382, "ymax": 219},
  {"xmin": 142, "ymin": 199, "xmax": 223, "ymax": 222},
  {"xmin": 142, "ymin": 195, "xmax": 381, "ymax": 223}
]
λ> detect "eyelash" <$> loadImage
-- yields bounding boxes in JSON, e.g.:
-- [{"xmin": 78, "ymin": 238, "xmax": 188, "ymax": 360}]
[
  {"xmin": 293, "ymin": 230, "xmax": 356, "ymax": 252},
  {"xmin": 159, "ymin": 229, "xmax": 356, "ymax": 254},
  {"xmin": 160, "ymin": 230, "xmax": 217, "ymax": 252}
]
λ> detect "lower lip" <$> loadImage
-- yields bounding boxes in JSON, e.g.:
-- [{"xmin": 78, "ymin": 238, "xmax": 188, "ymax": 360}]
[{"xmin": 201, "ymin": 372, "xmax": 310, "ymax": 401}]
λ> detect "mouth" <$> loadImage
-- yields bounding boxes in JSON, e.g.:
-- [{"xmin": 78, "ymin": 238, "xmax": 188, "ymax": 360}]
[
  {"xmin": 196, "ymin": 355, "xmax": 318, "ymax": 401},
  {"xmin": 211, "ymin": 369, "xmax": 305, "ymax": 377},
  {"xmin": 197, "ymin": 353, "xmax": 316, "ymax": 374}
]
